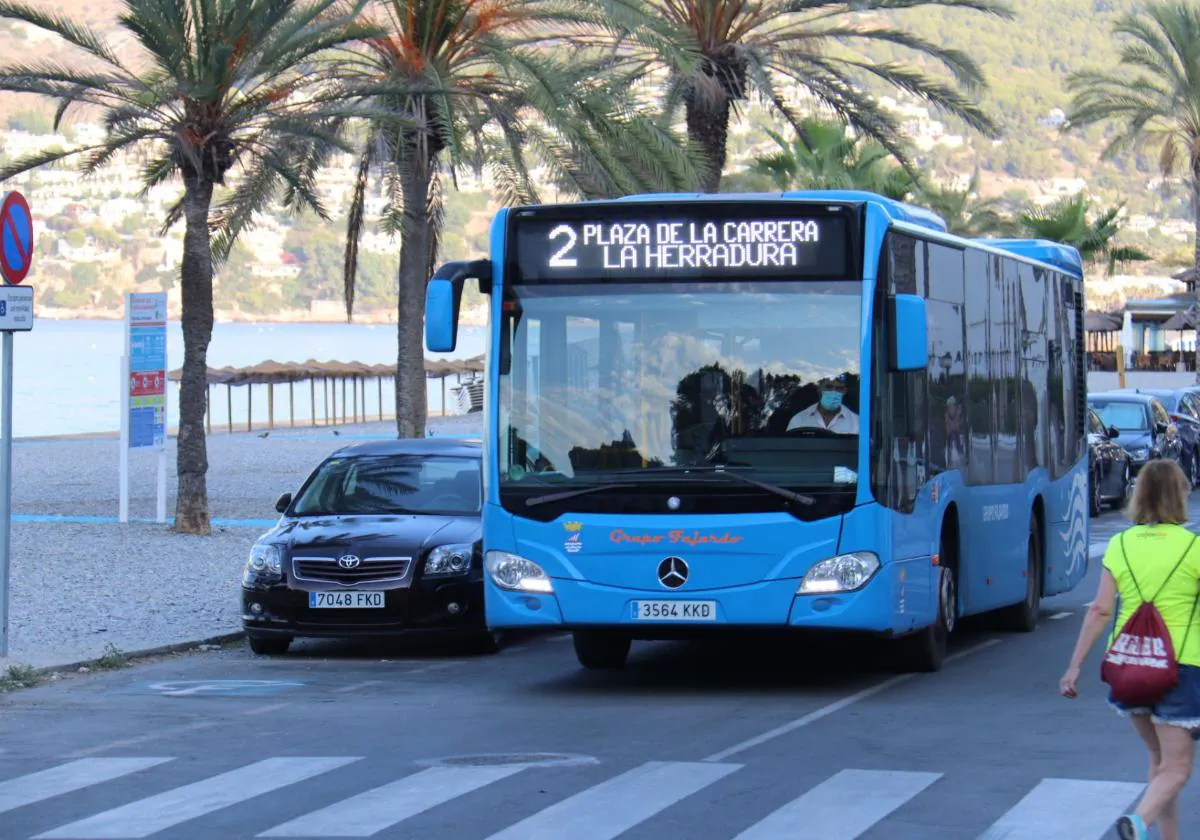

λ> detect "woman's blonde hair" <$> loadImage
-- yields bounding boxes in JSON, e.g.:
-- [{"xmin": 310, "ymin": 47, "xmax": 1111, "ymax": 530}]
[{"xmin": 1127, "ymin": 458, "xmax": 1190, "ymax": 525}]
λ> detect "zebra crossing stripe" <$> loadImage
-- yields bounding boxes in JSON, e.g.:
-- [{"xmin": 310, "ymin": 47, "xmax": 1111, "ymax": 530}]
[
  {"xmin": 0, "ymin": 759, "xmax": 172, "ymax": 816},
  {"xmin": 733, "ymin": 769, "xmax": 942, "ymax": 839},
  {"xmin": 484, "ymin": 760, "xmax": 741, "ymax": 840},
  {"xmin": 976, "ymin": 778, "xmax": 1146, "ymax": 839},
  {"xmin": 258, "ymin": 764, "xmax": 527, "ymax": 837},
  {"xmin": 34, "ymin": 757, "xmax": 359, "ymax": 839}
]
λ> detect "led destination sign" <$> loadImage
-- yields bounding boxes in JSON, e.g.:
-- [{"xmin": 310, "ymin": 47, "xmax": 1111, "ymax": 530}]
[{"xmin": 511, "ymin": 205, "xmax": 852, "ymax": 282}]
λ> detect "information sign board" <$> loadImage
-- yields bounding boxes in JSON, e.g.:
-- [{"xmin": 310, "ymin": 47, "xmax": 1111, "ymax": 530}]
[
  {"xmin": 126, "ymin": 292, "xmax": 167, "ymax": 450},
  {"xmin": 0, "ymin": 285, "xmax": 34, "ymax": 331}
]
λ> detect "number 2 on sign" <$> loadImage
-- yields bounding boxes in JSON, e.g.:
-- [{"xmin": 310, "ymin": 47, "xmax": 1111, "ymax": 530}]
[{"xmin": 548, "ymin": 224, "xmax": 577, "ymax": 267}]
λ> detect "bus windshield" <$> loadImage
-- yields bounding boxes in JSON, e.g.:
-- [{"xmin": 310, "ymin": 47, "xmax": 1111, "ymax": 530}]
[{"xmin": 498, "ymin": 280, "xmax": 862, "ymax": 501}]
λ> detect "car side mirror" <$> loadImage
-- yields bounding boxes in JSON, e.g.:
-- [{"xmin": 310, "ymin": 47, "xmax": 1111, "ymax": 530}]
[
  {"xmin": 1156, "ymin": 421, "xmax": 1168, "ymax": 435},
  {"xmin": 275, "ymin": 492, "xmax": 292, "ymax": 514},
  {"xmin": 1108, "ymin": 425, "xmax": 1119, "ymax": 438}
]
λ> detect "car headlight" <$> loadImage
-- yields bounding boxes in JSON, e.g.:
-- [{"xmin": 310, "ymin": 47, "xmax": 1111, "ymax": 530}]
[
  {"xmin": 243, "ymin": 543, "xmax": 282, "ymax": 585},
  {"xmin": 425, "ymin": 543, "xmax": 473, "ymax": 576},
  {"xmin": 1129, "ymin": 447, "xmax": 1150, "ymax": 461},
  {"xmin": 485, "ymin": 550, "xmax": 553, "ymax": 593},
  {"xmin": 798, "ymin": 551, "xmax": 880, "ymax": 594}
]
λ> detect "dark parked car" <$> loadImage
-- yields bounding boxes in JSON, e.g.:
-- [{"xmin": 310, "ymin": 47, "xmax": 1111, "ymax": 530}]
[
  {"xmin": 1088, "ymin": 391, "xmax": 1185, "ymax": 481},
  {"xmin": 241, "ymin": 438, "xmax": 497, "ymax": 655},
  {"xmin": 1113, "ymin": 387, "xmax": 1200, "ymax": 485},
  {"xmin": 1086, "ymin": 406, "xmax": 1132, "ymax": 516}
]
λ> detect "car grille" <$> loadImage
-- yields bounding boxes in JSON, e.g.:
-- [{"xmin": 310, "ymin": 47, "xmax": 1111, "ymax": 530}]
[{"xmin": 292, "ymin": 556, "xmax": 412, "ymax": 586}]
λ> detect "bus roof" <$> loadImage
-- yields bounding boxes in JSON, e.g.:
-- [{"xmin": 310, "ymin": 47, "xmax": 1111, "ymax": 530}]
[{"xmin": 574, "ymin": 191, "xmax": 1084, "ymax": 278}]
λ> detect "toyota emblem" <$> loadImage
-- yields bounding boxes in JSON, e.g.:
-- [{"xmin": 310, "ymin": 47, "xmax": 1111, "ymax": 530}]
[
  {"xmin": 657, "ymin": 556, "xmax": 688, "ymax": 589},
  {"xmin": 337, "ymin": 554, "xmax": 361, "ymax": 569}
]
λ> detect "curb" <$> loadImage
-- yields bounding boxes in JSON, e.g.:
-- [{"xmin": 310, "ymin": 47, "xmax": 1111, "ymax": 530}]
[{"xmin": 9, "ymin": 630, "xmax": 246, "ymax": 678}]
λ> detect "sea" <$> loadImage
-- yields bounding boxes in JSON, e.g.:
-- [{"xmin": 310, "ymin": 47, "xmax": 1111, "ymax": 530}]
[{"xmin": 7, "ymin": 319, "xmax": 488, "ymax": 439}]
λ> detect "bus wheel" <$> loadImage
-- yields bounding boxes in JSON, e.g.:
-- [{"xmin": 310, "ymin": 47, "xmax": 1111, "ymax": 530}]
[
  {"xmin": 573, "ymin": 631, "xmax": 630, "ymax": 669},
  {"xmin": 895, "ymin": 564, "xmax": 953, "ymax": 673},
  {"xmin": 998, "ymin": 516, "xmax": 1041, "ymax": 633}
]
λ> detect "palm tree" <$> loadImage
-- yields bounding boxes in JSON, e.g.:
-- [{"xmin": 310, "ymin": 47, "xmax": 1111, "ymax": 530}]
[
  {"xmin": 750, "ymin": 118, "xmax": 917, "ymax": 200},
  {"xmin": 339, "ymin": 0, "xmax": 704, "ymax": 439},
  {"xmin": 916, "ymin": 171, "xmax": 1019, "ymax": 237},
  {"xmin": 590, "ymin": 0, "xmax": 1013, "ymax": 191},
  {"xmin": 1019, "ymin": 194, "xmax": 1151, "ymax": 275},
  {"xmin": 0, "ymin": 0, "xmax": 401, "ymax": 534},
  {"xmin": 1063, "ymin": 2, "xmax": 1200, "ymax": 365}
]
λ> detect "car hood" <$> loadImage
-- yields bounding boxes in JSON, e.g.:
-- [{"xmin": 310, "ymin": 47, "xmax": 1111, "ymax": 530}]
[
  {"xmin": 268, "ymin": 514, "xmax": 481, "ymax": 556},
  {"xmin": 1114, "ymin": 431, "xmax": 1152, "ymax": 452}
]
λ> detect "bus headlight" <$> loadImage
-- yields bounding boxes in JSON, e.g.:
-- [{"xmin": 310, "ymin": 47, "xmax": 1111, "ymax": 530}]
[
  {"xmin": 798, "ymin": 552, "xmax": 879, "ymax": 594},
  {"xmin": 485, "ymin": 551, "xmax": 554, "ymax": 594}
]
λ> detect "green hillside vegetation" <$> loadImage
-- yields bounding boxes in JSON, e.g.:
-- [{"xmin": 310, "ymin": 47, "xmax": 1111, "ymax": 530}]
[{"xmin": 0, "ymin": 0, "xmax": 1189, "ymax": 325}]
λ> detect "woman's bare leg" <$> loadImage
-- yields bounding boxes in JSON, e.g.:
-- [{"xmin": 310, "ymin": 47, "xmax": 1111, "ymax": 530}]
[{"xmin": 1131, "ymin": 720, "xmax": 1194, "ymax": 835}]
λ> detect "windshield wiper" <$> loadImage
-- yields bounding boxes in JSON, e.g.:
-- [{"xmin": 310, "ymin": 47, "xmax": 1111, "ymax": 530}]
[
  {"xmin": 610, "ymin": 465, "xmax": 817, "ymax": 506},
  {"xmin": 524, "ymin": 482, "xmax": 638, "ymax": 508}
]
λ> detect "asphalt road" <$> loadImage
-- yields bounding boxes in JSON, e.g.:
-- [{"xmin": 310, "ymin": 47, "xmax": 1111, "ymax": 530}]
[{"xmin": 0, "ymin": 500, "xmax": 1193, "ymax": 840}]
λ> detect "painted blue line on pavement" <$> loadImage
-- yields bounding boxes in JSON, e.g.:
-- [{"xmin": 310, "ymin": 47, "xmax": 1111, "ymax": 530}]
[{"xmin": 12, "ymin": 514, "xmax": 275, "ymax": 528}]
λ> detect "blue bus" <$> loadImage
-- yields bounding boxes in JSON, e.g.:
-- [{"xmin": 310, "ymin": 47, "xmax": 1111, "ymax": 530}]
[{"xmin": 425, "ymin": 191, "xmax": 1090, "ymax": 672}]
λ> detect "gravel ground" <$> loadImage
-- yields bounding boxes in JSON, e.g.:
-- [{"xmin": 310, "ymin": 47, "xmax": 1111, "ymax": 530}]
[{"xmin": 0, "ymin": 412, "xmax": 483, "ymax": 671}]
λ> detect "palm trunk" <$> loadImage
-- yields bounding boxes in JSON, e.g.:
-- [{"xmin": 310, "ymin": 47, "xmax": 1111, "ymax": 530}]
[
  {"xmin": 1194, "ymin": 175, "xmax": 1200, "ymax": 378},
  {"xmin": 395, "ymin": 156, "xmax": 432, "ymax": 438},
  {"xmin": 173, "ymin": 178, "xmax": 215, "ymax": 534},
  {"xmin": 685, "ymin": 95, "xmax": 731, "ymax": 193}
]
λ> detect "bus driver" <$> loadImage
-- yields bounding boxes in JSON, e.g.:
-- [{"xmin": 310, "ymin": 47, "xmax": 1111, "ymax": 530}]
[{"xmin": 787, "ymin": 374, "xmax": 859, "ymax": 433}]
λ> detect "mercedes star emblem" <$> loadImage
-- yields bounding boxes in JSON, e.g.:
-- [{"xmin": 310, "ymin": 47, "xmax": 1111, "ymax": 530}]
[
  {"xmin": 657, "ymin": 556, "xmax": 688, "ymax": 589},
  {"xmin": 667, "ymin": 496, "xmax": 681, "ymax": 510},
  {"xmin": 337, "ymin": 554, "xmax": 361, "ymax": 569}
]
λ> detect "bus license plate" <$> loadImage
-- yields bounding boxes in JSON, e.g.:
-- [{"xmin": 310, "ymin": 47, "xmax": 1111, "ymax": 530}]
[
  {"xmin": 631, "ymin": 600, "xmax": 716, "ymax": 621},
  {"xmin": 309, "ymin": 591, "xmax": 385, "ymax": 608}
]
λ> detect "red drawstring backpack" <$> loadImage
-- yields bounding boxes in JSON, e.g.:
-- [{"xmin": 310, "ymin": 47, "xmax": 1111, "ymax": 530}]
[{"xmin": 1101, "ymin": 532, "xmax": 1199, "ymax": 707}]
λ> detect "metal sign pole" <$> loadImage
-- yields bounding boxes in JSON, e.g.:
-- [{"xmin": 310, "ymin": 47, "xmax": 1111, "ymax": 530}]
[{"xmin": 0, "ymin": 330, "xmax": 14, "ymax": 657}]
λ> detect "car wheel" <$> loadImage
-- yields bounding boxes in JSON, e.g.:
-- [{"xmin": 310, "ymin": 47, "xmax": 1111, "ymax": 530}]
[
  {"xmin": 467, "ymin": 629, "xmax": 505, "ymax": 655},
  {"xmin": 248, "ymin": 635, "xmax": 291, "ymax": 656},
  {"xmin": 1089, "ymin": 468, "xmax": 1102, "ymax": 517},
  {"xmin": 573, "ymin": 631, "xmax": 631, "ymax": 669}
]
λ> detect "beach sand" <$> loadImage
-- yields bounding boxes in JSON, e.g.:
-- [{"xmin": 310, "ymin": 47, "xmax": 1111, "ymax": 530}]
[{"xmin": 0, "ymin": 412, "xmax": 484, "ymax": 672}]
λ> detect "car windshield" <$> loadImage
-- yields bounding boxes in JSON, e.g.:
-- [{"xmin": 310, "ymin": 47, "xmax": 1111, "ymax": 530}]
[
  {"xmin": 291, "ymin": 454, "xmax": 480, "ymax": 516},
  {"xmin": 1090, "ymin": 402, "xmax": 1147, "ymax": 432},
  {"xmin": 497, "ymin": 281, "xmax": 861, "ymax": 499}
]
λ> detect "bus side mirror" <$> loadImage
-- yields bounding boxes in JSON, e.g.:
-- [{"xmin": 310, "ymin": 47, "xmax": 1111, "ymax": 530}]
[
  {"xmin": 889, "ymin": 293, "xmax": 928, "ymax": 372},
  {"xmin": 425, "ymin": 259, "xmax": 492, "ymax": 353}
]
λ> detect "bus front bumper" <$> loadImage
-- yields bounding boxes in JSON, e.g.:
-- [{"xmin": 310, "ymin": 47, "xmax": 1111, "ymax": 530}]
[{"xmin": 484, "ymin": 555, "xmax": 937, "ymax": 637}]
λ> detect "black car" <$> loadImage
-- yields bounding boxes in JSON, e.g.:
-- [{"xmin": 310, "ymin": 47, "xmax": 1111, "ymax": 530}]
[
  {"xmin": 1113, "ymin": 387, "xmax": 1200, "ymax": 485},
  {"xmin": 241, "ymin": 438, "xmax": 497, "ymax": 655},
  {"xmin": 1088, "ymin": 391, "xmax": 1185, "ymax": 480},
  {"xmin": 1086, "ymin": 406, "xmax": 1132, "ymax": 516}
]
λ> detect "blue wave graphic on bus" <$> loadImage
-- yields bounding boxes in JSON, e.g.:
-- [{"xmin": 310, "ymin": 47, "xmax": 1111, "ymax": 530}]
[{"xmin": 1059, "ymin": 468, "xmax": 1089, "ymax": 579}]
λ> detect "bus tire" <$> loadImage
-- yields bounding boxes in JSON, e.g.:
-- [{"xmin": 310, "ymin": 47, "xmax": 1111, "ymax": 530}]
[
  {"xmin": 895, "ymin": 564, "xmax": 953, "ymax": 673},
  {"xmin": 998, "ymin": 515, "xmax": 1041, "ymax": 633},
  {"xmin": 573, "ymin": 631, "xmax": 630, "ymax": 669}
]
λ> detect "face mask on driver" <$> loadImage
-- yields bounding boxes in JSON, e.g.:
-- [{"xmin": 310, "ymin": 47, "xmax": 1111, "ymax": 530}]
[{"xmin": 820, "ymin": 390, "xmax": 844, "ymax": 412}]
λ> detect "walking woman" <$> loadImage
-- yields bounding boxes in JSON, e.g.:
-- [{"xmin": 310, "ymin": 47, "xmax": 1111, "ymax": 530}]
[{"xmin": 1060, "ymin": 458, "xmax": 1200, "ymax": 840}]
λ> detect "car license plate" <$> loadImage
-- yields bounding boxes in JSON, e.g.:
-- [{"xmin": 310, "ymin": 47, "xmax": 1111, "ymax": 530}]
[
  {"xmin": 631, "ymin": 600, "xmax": 717, "ymax": 621},
  {"xmin": 308, "ymin": 591, "xmax": 385, "ymax": 608}
]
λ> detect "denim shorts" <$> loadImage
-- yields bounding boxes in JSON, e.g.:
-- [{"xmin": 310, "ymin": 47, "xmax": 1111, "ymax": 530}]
[{"xmin": 1109, "ymin": 663, "xmax": 1200, "ymax": 728}]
